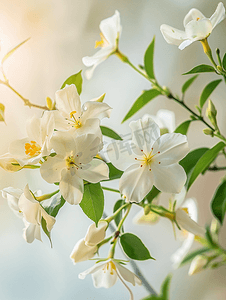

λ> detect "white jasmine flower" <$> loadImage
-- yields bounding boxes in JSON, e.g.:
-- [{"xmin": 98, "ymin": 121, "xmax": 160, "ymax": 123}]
[
  {"xmin": 8, "ymin": 111, "xmax": 55, "ymax": 166},
  {"xmin": 70, "ymin": 238, "xmax": 98, "ymax": 264},
  {"xmin": 107, "ymin": 115, "xmax": 189, "ymax": 202},
  {"xmin": 22, "ymin": 218, "xmax": 42, "ymax": 243},
  {"xmin": 79, "ymin": 259, "xmax": 142, "ymax": 299},
  {"xmin": 52, "ymin": 84, "xmax": 111, "ymax": 137},
  {"xmin": 18, "ymin": 185, "xmax": 56, "ymax": 233},
  {"xmin": 188, "ymin": 255, "xmax": 208, "ymax": 275},
  {"xmin": 82, "ymin": 10, "xmax": 122, "ymax": 79},
  {"xmin": 160, "ymin": 2, "xmax": 225, "ymax": 50},
  {"xmin": 40, "ymin": 131, "xmax": 109, "ymax": 205},
  {"xmin": 84, "ymin": 220, "xmax": 108, "ymax": 246}
]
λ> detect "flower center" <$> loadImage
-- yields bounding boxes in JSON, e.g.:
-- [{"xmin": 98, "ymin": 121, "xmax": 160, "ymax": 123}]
[
  {"xmin": 24, "ymin": 141, "xmax": 41, "ymax": 157},
  {"xmin": 135, "ymin": 148, "xmax": 161, "ymax": 171},
  {"xmin": 65, "ymin": 154, "xmax": 82, "ymax": 170},
  {"xmin": 103, "ymin": 261, "xmax": 116, "ymax": 275},
  {"xmin": 70, "ymin": 111, "xmax": 82, "ymax": 129},
  {"xmin": 95, "ymin": 32, "xmax": 109, "ymax": 48}
]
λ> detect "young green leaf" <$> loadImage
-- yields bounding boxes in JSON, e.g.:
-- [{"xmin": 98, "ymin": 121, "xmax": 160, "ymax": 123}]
[
  {"xmin": 199, "ymin": 79, "xmax": 222, "ymax": 108},
  {"xmin": 144, "ymin": 36, "xmax": 156, "ymax": 80},
  {"xmin": 120, "ymin": 233, "xmax": 154, "ymax": 260},
  {"xmin": 100, "ymin": 126, "xmax": 122, "ymax": 140},
  {"xmin": 80, "ymin": 183, "xmax": 104, "ymax": 225},
  {"xmin": 1, "ymin": 38, "xmax": 30, "ymax": 65},
  {"xmin": 211, "ymin": 180, "xmax": 226, "ymax": 224},
  {"xmin": 161, "ymin": 274, "xmax": 172, "ymax": 300},
  {"xmin": 122, "ymin": 89, "xmax": 161, "ymax": 123},
  {"xmin": 174, "ymin": 120, "xmax": 191, "ymax": 135},
  {"xmin": 0, "ymin": 103, "xmax": 6, "ymax": 123},
  {"xmin": 183, "ymin": 65, "xmax": 216, "ymax": 75},
  {"xmin": 222, "ymin": 53, "xmax": 226, "ymax": 70},
  {"xmin": 180, "ymin": 248, "xmax": 210, "ymax": 266},
  {"xmin": 41, "ymin": 218, "xmax": 53, "ymax": 248},
  {"xmin": 187, "ymin": 142, "xmax": 225, "ymax": 190},
  {"xmin": 101, "ymin": 163, "xmax": 123, "ymax": 181},
  {"xmin": 182, "ymin": 75, "xmax": 198, "ymax": 94},
  {"xmin": 113, "ymin": 199, "xmax": 125, "ymax": 227},
  {"xmin": 61, "ymin": 70, "xmax": 83, "ymax": 94},
  {"xmin": 42, "ymin": 195, "xmax": 66, "ymax": 218}
]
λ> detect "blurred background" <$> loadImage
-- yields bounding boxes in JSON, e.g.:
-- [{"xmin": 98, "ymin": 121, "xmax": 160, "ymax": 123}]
[{"xmin": 0, "ymin": 0, "xmax": 226, "ymax": 299}]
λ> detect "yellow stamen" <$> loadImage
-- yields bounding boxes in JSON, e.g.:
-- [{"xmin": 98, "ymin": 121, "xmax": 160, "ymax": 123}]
[
  {"xmin": 70, "ymin": 111, "xmax": 77, "ymax": 119},
  {"xmin": 95, "ymin": 32, "xmax": 109, "ymax": 48},
  {"xmin": 181, "ymin": 207, "xmax": 189, "ymax": 214},
  {"xmin": 24, "ymin": 141, "xmax": 41, "ymax": 157},
  {"xmin": 135, "ymin": 149, "xmax": 160, "ymax": 169},
  {"xmin": 103, "ymin": 261, "xmax": 116, "ymax": 275}
]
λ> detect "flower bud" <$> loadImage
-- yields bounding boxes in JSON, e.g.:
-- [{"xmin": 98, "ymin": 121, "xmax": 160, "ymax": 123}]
[
  {"xmin": 84, "ymin": 220, "xmax": 108, "ymax": 246},
  {"xmin": 203, "ymin": 128, "xmax": 214, "ymax": 136},
  {"xmin": 206, "ymin": 100, "xmax": 218, "ymax": 130},
  {"xmin": 91, "ymin": 93, "xmax": 106, "ymax": 102},
  {"xmin": 46, "ymin": 97, "xmax": 53, "ymax": 110},
  {"xmin": 70, "ymin": 239, "xmax": 97, "ymax": 264},
  {"xmin": 188, "ymin": 255, "xmax": 208, "ymax": 275}
]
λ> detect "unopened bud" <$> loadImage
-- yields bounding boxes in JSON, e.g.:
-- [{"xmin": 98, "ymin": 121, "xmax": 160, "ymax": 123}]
[
  {"xmin": 217, "ymin": 65, "xmax": 223, "ymax": 73},
  {"xmin": 46, "ymin": 97, "xmax": 53, "ymax": 110},
  {"xmin": 206, "ymin": 100, "xmax": 218, "ymax": 130},
  {"xmin": 203, "ymin": 128, "xmax": 214, "ymax": 136},
  {"xmin": 84, "ymin": 220, "xmax": 108, "ymax": 246},
  {"xmin": 188, "ymin": 255, "xmax": 208, "ymax": 275},
  {"xmin": 70, "ymin": 239, "xmax": 97, "ymax": 264},
  {"xmin": 210, "ymin": 218, "xmax": 220, "ymax": 236},
  {"xmin": 144, "ymin": 205, "xmax": 151, "ymax": 215},
  {"xmin": 162, "ymin": 86, "xmax": 171, "ymax": 97},
  {"xmin": 92, "ymin": 93, "xmax": 106, "ymax": 102}
]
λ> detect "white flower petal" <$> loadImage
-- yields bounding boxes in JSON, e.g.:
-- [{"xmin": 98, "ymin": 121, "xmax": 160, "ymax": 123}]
[
  {"xmin": 182, "ymin": 198, "xmax": 198, "ymax": 222},
  {"xmin": 79, "ymin": 261, "xmax": 108, "ymax": 279},
  {"xmin": 160, "ymin": 24, "xmax": 187, "ymax": 46},
  {"xmin": 50, "ymin": 131, "xmax": 76, "ymax": 156},
  {"xmin": 82, "ymin": 101, "xmax": 112, "ymax": 122},
  {"xmin": 176, "ymin": 208, "xmax": 205, "ymax": 236},
  {"xmin": 23, "ymin": 219, "xmax": 42, "ymax": 243},
  {"xmin": 59, "ymin": 169, "xmax": 84, "ymax": 205},
  {"xmin": 2, "ymin": 187, "xmax": 23, "ymax": 217},
  {"xmin": 84, "ymin": 220, "xmax": 108, "ymax": 246},
  {"xmin": 156, "ymin": 109, "xmax": 175, "ymax": 133},
  {"xmin": 40, "ymin": 207, "xmax": 56, "ymax": 232},
  {"xmin": 92, "ymin": 264, "xmax": 118, "ymax": 288},
  {"xmin": 76, "ymin": 158, "xmax": 109, "ymax": 183},
  {"xmin": 55, "ymin": 84, "xmax": 81, "ymax": 118},
  {"xmin": 40, "ymin": 155, "xmax": 65, "ymax": 184},
  {"xmin": 50, "ymin": 110, "xmax": 69, "ymax": 131},
  {"xmin": 152, "ymin": 133, "xmax": 189, "ymax": 165},
  {"xmin": 210, "ymin": 2, "xmax": 226, "ymax": 29},
  {"xmin": 70, "ymin": 238, "xmax": 97, "ymax": 263},
  {"xmin": 129, "ymin": 115, "xmax": 160, "ymax": 153},
  {"xmin": 115, "ymin": 263, "xmax": 142, "ymax": 286},
  {"xmin": 26, "ymin": 115, "xmax": 42, "ymax": 145},
  {"xmin": 119, "ymin": 164, "xmax": 153, "ymax": 203},
  {"xmin": 73, "ymin": 118, "xmax": 102, "ymax": 138},
  {"xmin": 75, "ymin": 134, "xmax": 102, "ymax": 164},
  {"xmin": 99, "ymin": 10, "xmax": 121, "ymax": 46},
  {"xmin": 82, "ymin": 47, "xmax": 112, "ymax": 67},
  {"xmin": 107, "ymin": 140, "xmax": 138, "ymax": 171},
  {"xmin": 0, "ymin": 153, "xmax": 22, "ymax": 172},
  {"xmin": 171, "ymin": 232, "xmax": 194, "ymax": 269},
  {"xmin": 185, "ymin": 19, "xmax": 213, "ymax": 41},
  {"xmin": 152, "ymin": 163, "xmax": 186, "ymax": 194},
  {"xmin": 183, "ymin": 8, "xmax": 205, "ymax": 27},
  {"xmin": 40, "ymin": 111, "xmax": 55, "ymax": 152},
  {"xmin": 173, "ymin": 186, "xmax": 187, "ymax": 209},
  {"xmin": 178, "ymin": 39, "xmax": 194, "ymax": 50}
]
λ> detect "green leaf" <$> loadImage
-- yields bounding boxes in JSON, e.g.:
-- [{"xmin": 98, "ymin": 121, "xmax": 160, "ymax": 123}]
[
  {"xmin": 142, "ymin": 296, "xmax": 160, "ymax": 300},
  {"xmin": 180, "ymin": 248, "xmax": 210, "ymax": 266},
  {"xmin": 146, "ymin": 186, "xmax": 160, "ymax": 203},
  {"xmin": 100, "ymin": 126, "xmax": 122, "ymax": 140},
  {"xmin": 80, "ymin": 183, "xmax": 104, "ymax": 225},
  {"xmin": 144, "ymin": 36, "xmax": 155, "ymax": 80},
  {"xmin": 222, "ymin": 53, "xmax": 226, "ymax": 70},
  {"xmin": 182, "ymin": 75, "xmax": 198, "ymax": 94},
  {"xmin": 41, "ymin": 218, "xmax": 52, "ymax": 248},
  {"xmin": 120, "ymin": 233, "xmax": 154, "ymax": 260},
  {"xmin": 0, "ymin": 103, "xmax": 6, "ymax": 123},
  {"xmin": 161, "ymin": 274, "xmax": 172, "ymax": 300},
  {"xmin": 1, "ymin": 38, "xmax": 30, "ymax": 65},
  {"xmin": 102, "ymin": 163, "xmax": 123, "ymax": 181},
  {"xmin": 180, "ymin": 148, "xmax": 209, "ymax": 189},
  {"xmin": 183, "ymin": 65, "xmax": 216, "ymax": 75},
  {"xmin": 42, "ymin": 195, "xmax": 66, "ymax": 218},
  {"xmin": 187, "ymin": 142, "xmax": 225, "ymax": 190},
  {"xmin": 174, "ymin": 120, "xmax": 191, "ymax": 135},
  {"xmin": 199, "ymin": 79, "xmax": 222, "ymax": 108},
  {"xmin": 211, "ymin": 180, "xmax": 226, "ymax": 224},
  {"xmin": 113, "ymin": 199, "xmax": 125, "ymax": 228},
  {"xmin": 122, "ymin": 89, "xmax": 161, "ymax": 123},
  {"xmin": 61, "ymin": 70, "xmax": 83, "ymax": 94}
]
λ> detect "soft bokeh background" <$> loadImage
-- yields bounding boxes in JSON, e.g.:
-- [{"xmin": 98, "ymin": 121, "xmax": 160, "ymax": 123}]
[{"xmin": 0, "ymin": 0, "xmax": 226, "ymax": 299}]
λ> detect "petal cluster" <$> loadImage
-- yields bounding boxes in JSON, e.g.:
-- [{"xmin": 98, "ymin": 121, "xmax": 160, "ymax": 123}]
[
  {"xmin": 160, "ymin": 2, "xmax": 226, "ymax": 50},
  {"xmin": 107, "ymin": 115, "xmax": 189, "ymax": 202}
]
